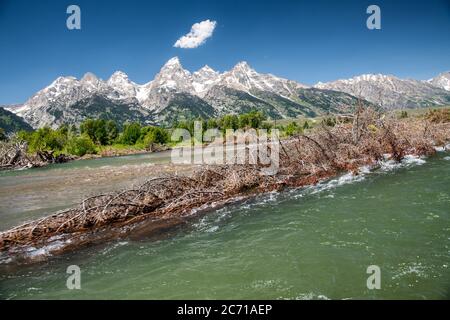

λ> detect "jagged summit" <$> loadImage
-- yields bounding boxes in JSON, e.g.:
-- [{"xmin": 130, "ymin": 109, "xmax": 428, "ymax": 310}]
[
  {"xmin": 198, "ymin": 65, "xmax": 216, "ymax": 72},
  {"xmin": 108, "ymin": 70, "xmax": 129, "ymax": 80},
  {"xmin": 164, "ymin": 56, "xmax": 181, "ymax": 67},
  {"xmin": 428, "ymin": 71, "xmax": 450, "ymax": 91},
  {"xmin": 315, "ymin": 72, "xmax": 450, "ymax": 108},
  {"xmin": 9, "ymin": 57, "xmax": 450, "ymax": 128},
  {"xmin": 232, "ymin": 61, "xmax": 251, "ymax": 69},
  {"xmin": 49, "ymin": 76, "xmax": 77, "ymax": 86},
  {"xmin": 194, "ymin": 65, "xmax": 219, "ymax": 77}
]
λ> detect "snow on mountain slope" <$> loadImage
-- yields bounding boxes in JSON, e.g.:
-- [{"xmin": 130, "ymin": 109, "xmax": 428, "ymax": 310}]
[
  {"xmin": 107, "ymin": 71, "xmax": 139, "ymax": 100},
  {"xmin": 428, "ymin": 71, "xmax": 450, "ymax": 91},
  {"xmin": 10, "ymin": 57, "xmax": 449, "ymax": 129},
  {"xmin": 315, "ymin": 73, "xmax": 450, "ymax": 109},
  {"xmin": 13, "ymin": 57, "xmax": 315, "ymax": 128},
  {"xmin": 139, "ymin": 57, "xmax": 197, "ymax": 112},
  {"xmin": 218, "ymin": 61, "xmax": 307, "ymax": 97},
  {"xmin": 192, "ymin": 65, "xmax": 221, "ymax": 97}
]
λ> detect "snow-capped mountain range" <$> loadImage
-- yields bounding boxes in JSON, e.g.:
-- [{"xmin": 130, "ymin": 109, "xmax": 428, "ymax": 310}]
[
  {"xmin": 315, "ymin": 72, "xmax": 450, "ymax": 109},
  {"xmin": 4, "ymin": 57, "xmax": 450, "ymax": 129}
]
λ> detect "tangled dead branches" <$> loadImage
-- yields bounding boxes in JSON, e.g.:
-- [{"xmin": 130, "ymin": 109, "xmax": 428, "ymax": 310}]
[
  {"xmin": 0, "ymin": 139, "xmax": 73, "ymax": 170},
  {"xmin": 0, "ymin": 108, "xmax": 449, "ymax": 253},
  {"xmin": 278, "ymin": 108, "xmax": 449, "ymax": 175},
  {"xmin": 0, "ymin": 165, "xmax": 270, "ymax": 250}
]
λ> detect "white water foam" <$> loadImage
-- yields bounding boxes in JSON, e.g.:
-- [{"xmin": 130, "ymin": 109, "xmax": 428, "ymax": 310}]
[
  {"xmin": 193, "ymin": 192, "xmax": 282, "ymax": 233},
  {"xmin": 391, "ymin": 262, "xmax": 430, "ymax": 280},
  {"xmin": 305, "ymin": 165, "xmax": 372, "ymax": 196},
  {"xmin": 402, "ymin": 155, "xmax": 426, "ymax": 165},
  {"xmin": 101, "ymin": 241, "xmax": 129, "ymax": 255},
  {"xmin": 280, "ymin": 292, "xmax": 330, "ymax": 300},
  {"xmin": 294, "ymin": 153, "xmax": 428, "ymax": 199},
  {"xmin": 378, "ymin": 154, "xmax": 426, "ymax": 172},
  {"xmin": 1, "ymin": 152, "xmax": 435, "ymax": 262},
  {"xmin": 25, "ymin": 240, "xmax": 67, "ymax": 259},
  {"xmin": 435, "ymin": 144, "xmax": 450, "ymax": 152}
]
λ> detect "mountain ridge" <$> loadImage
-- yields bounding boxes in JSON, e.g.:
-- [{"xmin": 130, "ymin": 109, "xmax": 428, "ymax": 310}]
[
  {"xmin": 0, "ymin": 107, "xmax": 33, "ymax": 134},
  {"xmin": 315, "ymin": 72, "xmax": 450, "ymax": 109},
  {"xmin": 6, "ymin": 58, "xmax": 449, "ymax": 129}
]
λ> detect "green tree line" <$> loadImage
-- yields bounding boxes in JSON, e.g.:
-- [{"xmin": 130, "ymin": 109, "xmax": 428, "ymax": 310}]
[
  {"xmin": 17, "ymin": 119, "xmax": 170, "ymax": 157},
  {"xmin": 10, "ymin": 111, "xmax": 313, "ymax": 157}
]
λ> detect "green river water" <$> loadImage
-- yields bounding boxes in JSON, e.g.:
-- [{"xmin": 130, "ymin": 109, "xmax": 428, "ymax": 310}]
[{"xmin": 0, "ymin": 151, "xmax": 449, "ymax": 299}]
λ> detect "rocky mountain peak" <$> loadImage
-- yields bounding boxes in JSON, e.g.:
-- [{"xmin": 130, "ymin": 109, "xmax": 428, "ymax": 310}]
[
  {"xmin": 107, "ymin": 71, "xmax": 137, "ymax": 100},
  {"xmin": 233, "ymin": 61, "xmax": 252, "ymax": 70},
  {"xmin": 428, "ymin": 71, "xmax": 450, "ymax": 91},
  {"xmin": 50, "ymin": 76, "xmax": 78, "ymax": 86},
  {"xmin": 108, "ymin": 71, "xmax": 129, "ymax": 81},
  {"xmin": 314, "ymin": 72, "xmax": 450, "ymax": 108},
  {"xmin": 9, "ymin": 57, "xmax": 450, "ymax": 129},
  {"xmin": 192, "ymin": 65, "xmax": 220, "ymax": 96},
  {"xmin": 150, "ymin": 57, "xmax": 193, "ymax": 93},
  {"xmin": 164, "ymin": 56, "xmax": 181, "ymax": 67},
  {"xmin": 195, "ymin": 65, "xmax": 219, "ymax": 76},
  {"xmin": 159, "ymin": 57, "xmax": 187, "ymax": 75},
  {"xmin": 229, "ymin": 61, "xmax": 257, "ymax": 77}
]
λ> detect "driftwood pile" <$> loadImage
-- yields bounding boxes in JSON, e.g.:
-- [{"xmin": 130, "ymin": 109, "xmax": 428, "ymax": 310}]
[
  {"xmin": 279, "ymin": 108, "xmax": 449, "ymax": 176},
  {"xmin": 0, "ymin": 108, "xmax": 449, "ymax": 253},
  {"xmin": 0, "ymin": 140, "xmax": 73, "ymax": 170},
  {"xmin": 0, "ymin": 166, "xmax": 276, "ymax": 250}
]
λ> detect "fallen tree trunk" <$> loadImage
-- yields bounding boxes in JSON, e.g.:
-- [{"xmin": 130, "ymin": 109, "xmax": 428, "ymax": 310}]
[{"xmin": 0, "ymin": 109, "xmax": 449, "ymax": 261}]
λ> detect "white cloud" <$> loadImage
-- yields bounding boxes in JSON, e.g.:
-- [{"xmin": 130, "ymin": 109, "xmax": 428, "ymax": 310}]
[{"xmin": 174, "ymin": 19, "xmax": 217, "ymax": 49}]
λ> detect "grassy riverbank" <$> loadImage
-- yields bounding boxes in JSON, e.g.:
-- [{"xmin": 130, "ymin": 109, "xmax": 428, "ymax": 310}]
[{"xmin": 1, "ymin": 108, "xmax": 449, "ymax": 170}]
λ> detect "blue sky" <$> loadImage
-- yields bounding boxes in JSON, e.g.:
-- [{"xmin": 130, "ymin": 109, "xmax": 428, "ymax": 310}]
[{"xmin": 0, "ymin": 0, "xmax": 449, "ymax": 104}]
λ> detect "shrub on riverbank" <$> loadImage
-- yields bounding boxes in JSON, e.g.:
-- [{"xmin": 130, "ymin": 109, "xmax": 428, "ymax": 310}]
[
  {"xmin": 174, "ymin": 110, "xmax": 269, "ymax": 135},
  {"xmin": 425, "ymin": 108, "xmax": 450, "ymax": 123},
  {"xmin": 137, "ymin": 126, "xmax": 170, "ymax": 147},
  {"xmin": 118, "ymin": 122, "xmax": 141, "ymax": 145},
  {"xmin": 14, "ymin": 120, "xmax": 172, "ymax": 158},
  {"xmin": 10, "ymin": 108, "xmax": 449, "ymax": 162},
  {"xmin": 284, "ymin": 121, "xmax": 303, "ymax": 136},
  {"xmin": 7, "ymin": 111, "xmax": 281, "ymax": 158},
  {"xmin": 64, "ymin": 135, "xmax": 97, "ymax": 157},
  {"xmin": 18, "ymin": 127, "xmax": 67, "ymax": 154},
  {"xmin": 80, "ymin": 119, "xmax": 118, "ymax": 145}
]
